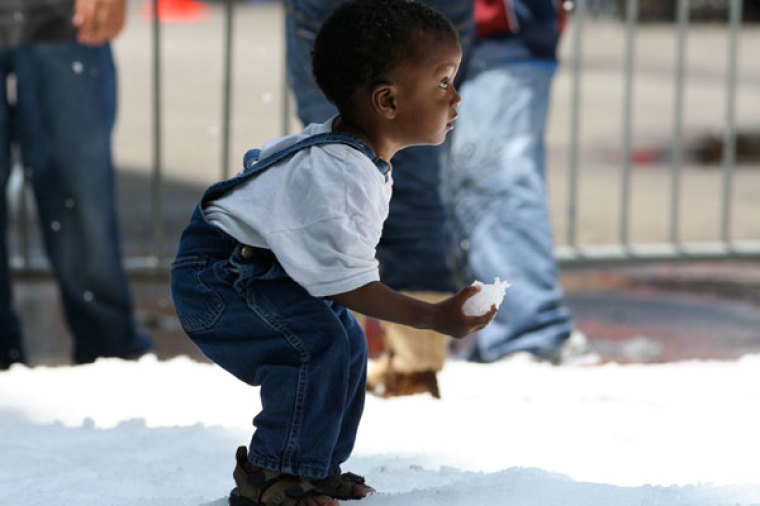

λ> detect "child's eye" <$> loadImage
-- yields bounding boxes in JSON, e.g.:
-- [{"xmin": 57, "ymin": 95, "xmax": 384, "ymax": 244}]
[{"xmin": 439, "ymin": 78, "xmax": 450, "ymax": 90}]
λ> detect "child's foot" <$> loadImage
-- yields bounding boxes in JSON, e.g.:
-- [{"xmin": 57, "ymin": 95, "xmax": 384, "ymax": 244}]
[
  {"xmin": 231, "ymin": 447, "xmax": 338, "ymax": 506},
  {"xmin": 312, "ymin": 472, "xmax": 375, "ymax": 500}
]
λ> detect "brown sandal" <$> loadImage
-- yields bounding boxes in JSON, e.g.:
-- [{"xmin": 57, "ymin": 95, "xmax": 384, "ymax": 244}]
[
  {"xmin": 229, "ymin": 446, "xmax": 330, "ymax": 506},
  {"xmin": 312, "ymin": 471, "xmax": 375, "ymax": 501}
]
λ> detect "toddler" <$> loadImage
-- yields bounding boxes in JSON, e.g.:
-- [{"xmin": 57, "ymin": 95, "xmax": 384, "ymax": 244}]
[{"xmin": 170, "ymin": 0, "xmax": 495, "ymax": 504}]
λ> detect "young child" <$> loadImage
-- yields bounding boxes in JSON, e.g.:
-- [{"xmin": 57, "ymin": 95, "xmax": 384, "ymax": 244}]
[{"xmin": 170, "ymin": 0, "xmax": 496, "ymax": 504}]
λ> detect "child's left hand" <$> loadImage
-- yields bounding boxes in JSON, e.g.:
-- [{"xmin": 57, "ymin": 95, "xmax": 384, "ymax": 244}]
[{"xmin": 431, "ymin": 285, "xmax": 497, "ymax": 338}]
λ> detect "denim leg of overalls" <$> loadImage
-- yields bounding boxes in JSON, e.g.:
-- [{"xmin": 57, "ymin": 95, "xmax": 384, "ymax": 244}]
[
  {"xmin": 284, "ymin": 0, "xmax": 473, "ymax": 292},
  {"xmin": 442, "ymin": 55, "xmax": 574, "ymax": 362},
  {"xmin": 170, "ymin": 132, "xmax": 389, "ymax": 480},
  {"xmin": 0, "ymin": 42, "xmax": 151, "ymax": 363}
]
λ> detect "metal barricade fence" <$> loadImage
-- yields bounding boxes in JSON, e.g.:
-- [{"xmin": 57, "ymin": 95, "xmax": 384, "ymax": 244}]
[
  {"xmin": 7, "ymin": 0, "xmax": 760, "ymax": 277},
  {"xmin": 559, "ymin": 0, "xmax": 759, "ymax": 266}
]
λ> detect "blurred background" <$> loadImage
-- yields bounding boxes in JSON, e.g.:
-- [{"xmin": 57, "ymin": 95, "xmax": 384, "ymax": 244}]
[{"xmin": 8, "ymin": 0, "xmax": 760, "ymax": 366}]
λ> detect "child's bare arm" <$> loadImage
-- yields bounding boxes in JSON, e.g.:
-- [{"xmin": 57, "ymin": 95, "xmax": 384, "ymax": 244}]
[{"xmin": 330, "ymin": 281, "xmax": 496, "ymax": 339}]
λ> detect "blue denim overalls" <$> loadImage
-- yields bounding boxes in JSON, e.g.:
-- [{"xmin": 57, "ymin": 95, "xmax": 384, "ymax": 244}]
[{"xmin": 170, "ymin": 131, "xmax": 390, "ymax": 480}]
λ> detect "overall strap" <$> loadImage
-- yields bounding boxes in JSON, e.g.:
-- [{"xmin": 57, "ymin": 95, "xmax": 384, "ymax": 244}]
[
  {"xmin": 243, "ymin": 132, "xmax": 389, "ymax": 176},
  {"xmin": 202, "ymin": 132, "xmax": 389, "ymax": 205}
]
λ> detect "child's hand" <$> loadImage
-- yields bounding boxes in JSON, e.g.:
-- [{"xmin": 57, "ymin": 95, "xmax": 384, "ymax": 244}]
[{"xmin": 432, "ymin": 285, "xmax": 497, "ymax": 338}]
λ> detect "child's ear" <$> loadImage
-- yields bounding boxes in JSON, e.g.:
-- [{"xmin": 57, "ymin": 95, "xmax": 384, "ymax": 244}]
[{"xmin": 371, "ymin": 83, "xmax": 398, "ymax": 119}]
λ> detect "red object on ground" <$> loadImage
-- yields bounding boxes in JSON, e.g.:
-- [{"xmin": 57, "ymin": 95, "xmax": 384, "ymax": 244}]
[
  {"xmin": 140, "ymin": 0, "xmax": 209, "ymax": 24},
  {"xmin": 631, "ymin": 147, "xmax": 661, "ymax": 165}
]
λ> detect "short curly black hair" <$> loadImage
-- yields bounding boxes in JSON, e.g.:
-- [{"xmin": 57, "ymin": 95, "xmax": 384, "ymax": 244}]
[{"xmin": 312, "ymin": 0, "xmax": 458, "ymax": 120}]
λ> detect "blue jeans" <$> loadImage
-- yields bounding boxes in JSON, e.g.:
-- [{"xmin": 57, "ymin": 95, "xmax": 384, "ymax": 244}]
[
  {"xmin": 284, "ymin": 0, "xmax": 473, "ymax": 292},
  {"xmin": 172, "ymin": 242, "xmax": 366, "ymax": 480},
  {"xmin": 171, "ymin": 132, "xmax": 379, "ymax": 479},
  {"xmin": 442, "ymin": 58, "xmax": 573, "ymax": 362},
  {"xmin": 0, "ymin": 42, "xmax": 151, "ymax": 364}
]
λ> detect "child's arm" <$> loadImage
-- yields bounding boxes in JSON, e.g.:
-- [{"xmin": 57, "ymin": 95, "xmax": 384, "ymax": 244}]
[{"xmin": 330, "ymin": 281, "xmax": 496, "ymax": 339}]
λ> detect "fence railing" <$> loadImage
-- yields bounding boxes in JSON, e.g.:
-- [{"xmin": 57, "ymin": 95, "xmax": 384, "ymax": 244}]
[
  {"xmin": 557, "ymin": 0, "xmax": 759, "ymax": 265},
  {"xmin": 7, "ymin": 0, "xmax": 760, "ymax": 276}
]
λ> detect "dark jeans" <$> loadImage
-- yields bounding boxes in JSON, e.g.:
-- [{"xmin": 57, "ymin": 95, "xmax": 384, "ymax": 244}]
[
  {"xmin": 172, "ymin": 239, "xmax": 366, "ymax": 479},
  {"xmin": 0, "ymin": 41, "xmax": 150, "ymax": 364}
]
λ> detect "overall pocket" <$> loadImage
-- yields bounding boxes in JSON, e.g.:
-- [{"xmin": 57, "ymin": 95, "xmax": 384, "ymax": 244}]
[
  {"xmin": 170, "ymin": 256, "xmax": 226, "ymax": 333},
  {"xmin": 225, "ymin": 245, "xmax": 292, "ymax": 300}
]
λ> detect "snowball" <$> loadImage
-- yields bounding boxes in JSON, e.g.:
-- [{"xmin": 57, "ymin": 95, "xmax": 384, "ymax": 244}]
[{"xmin": 462, "ymin": 277, "xmax": 511, "ymax": 316}]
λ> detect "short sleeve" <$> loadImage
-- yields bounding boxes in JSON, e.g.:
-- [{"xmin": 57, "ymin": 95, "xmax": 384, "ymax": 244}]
[
  {"xmin": 268, "ymin": 214, "xmax": 382, "ymax": 297},
  {"xmin": 264, "ymin": 146, "xmax": 389, "ymax": 297}
]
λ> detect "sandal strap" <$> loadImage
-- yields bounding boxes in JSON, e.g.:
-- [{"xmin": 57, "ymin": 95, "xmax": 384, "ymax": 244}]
[
  {"xmin": 233, "ymin": 446, "xmax": 320, "ymax": 506},
  {"xmin": 262, "ymin": 481, "xmax": 319, "ymax": 506},
  {"xmin": 341, "ymin": 472, "xmax": 366, "ymax": 484},
  {"xmin": 312, "ymin": 472, "xmax": 370, "ymax": 500}
]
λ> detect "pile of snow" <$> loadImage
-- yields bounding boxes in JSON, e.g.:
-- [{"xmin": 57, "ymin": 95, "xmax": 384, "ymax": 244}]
[{"xmin": 2, "ymin": 354, "xmax": 760, "ymax": 505}]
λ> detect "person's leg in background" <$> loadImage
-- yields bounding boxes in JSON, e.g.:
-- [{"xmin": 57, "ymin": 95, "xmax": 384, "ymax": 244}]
[
  {"xmin": 285, "ymin": 0, "xmax": 474, "ymax": 396},
  {"xmin": 12, "ymin": 42, "xmax": 151, "ymax": 364},
  {"xmin": 365, "ymin": 291, "xmax": 449, "ymax": 399},
  {"xmin": 0, "ymin": 49, "xmax": 26, "ymax": 369},
  {"xmin": 443, "ymin": 59, "xmax": 597, "ymax": 365},
  {"xmin": 367, "ymin": 143, "xmax": 457, "ymax": 398}
]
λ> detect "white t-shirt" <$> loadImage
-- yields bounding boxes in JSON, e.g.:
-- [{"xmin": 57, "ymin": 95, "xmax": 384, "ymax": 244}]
[{"xmin": 204, "ymin": 119, "xmax": 393, "ymax": 297}]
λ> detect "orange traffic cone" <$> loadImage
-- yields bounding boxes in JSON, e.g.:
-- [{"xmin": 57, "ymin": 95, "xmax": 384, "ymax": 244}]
[{"xmin": 140, "ymin": 0, "xmax": 209, "ymax": 24}]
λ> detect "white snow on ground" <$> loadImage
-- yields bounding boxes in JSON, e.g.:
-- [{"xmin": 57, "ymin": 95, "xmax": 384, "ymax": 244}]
[{"xmin": 2, "ymin": 354, "xmax": 760, "ymax": 505}]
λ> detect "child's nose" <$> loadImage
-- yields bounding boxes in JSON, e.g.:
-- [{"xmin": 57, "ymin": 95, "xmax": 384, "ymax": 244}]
[{"xmin": 451, "ymin": 85, "xmax": 461, "ymax": 106}]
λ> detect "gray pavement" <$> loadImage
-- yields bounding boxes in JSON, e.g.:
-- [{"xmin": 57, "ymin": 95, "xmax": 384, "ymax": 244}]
[{"xmin": 7, "ymin": 1, "xmax": 760, "ymax": 367}]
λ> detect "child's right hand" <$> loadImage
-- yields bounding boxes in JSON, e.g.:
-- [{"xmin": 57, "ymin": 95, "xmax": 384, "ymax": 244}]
[{"xmin": 432, "ymin": 285, "xmax": 497, "ymax": 338}]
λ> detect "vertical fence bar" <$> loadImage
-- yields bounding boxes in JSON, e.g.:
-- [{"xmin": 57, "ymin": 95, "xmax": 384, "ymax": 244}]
[
  {"xmin": 721, "ymin": 0, "xmax": 742, "ymax": 246},
  {"xmin": 669, "ymin": 0, "xmax": 689, "ymax": 247},
  {"xmin": 281, "ymin": 8, "xmax": 291, "ymax": 137},
  {"xmin": 151, "ymin": 0, "xmax": 164, "ymax": 269},
  {"xmin": 221, "ymin": 0, "xmax": 236, "ymax": 180},
  {"xmin": 20, "ymin": 164, "xmax": 30, "ymax": 269},
  {"xmin": 7, "ymin": 77, "xmax": 32, "ymax": 270},
  {"xmin": 619, "ymin": 0, "xmax": 638, "ymax": 249},
  {"xmin": 567, "ymin": 0, "xmax": 586, "ymax": 250},
  {"xmin": 282, "ymin": 61, "xmax": 291, "ymax": 136}
]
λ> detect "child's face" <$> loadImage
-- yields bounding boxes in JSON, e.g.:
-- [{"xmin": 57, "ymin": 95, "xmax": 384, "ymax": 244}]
[{"xmin": 390, "ymin": 37, "xmax": 462, "ymax": 147}]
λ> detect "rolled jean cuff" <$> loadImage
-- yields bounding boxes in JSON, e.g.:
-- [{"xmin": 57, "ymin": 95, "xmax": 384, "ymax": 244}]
[{"xmin": 248, "ymin": 452, "xmax": 341, "ymax": 481}]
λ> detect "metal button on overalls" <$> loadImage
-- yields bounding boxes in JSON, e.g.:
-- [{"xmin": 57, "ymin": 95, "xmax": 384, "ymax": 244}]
[{"xmin": 240, "ymin": 246, "xmax": 255, "ymax": 260}]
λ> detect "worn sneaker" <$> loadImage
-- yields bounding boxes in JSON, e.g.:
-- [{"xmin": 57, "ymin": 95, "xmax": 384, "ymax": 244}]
[
  {"xmin": 498, "ymin": 330, "xmax": 601, "ymax": 367},
  {"xmin": 367, "ymin": 353, "xmax": 442, "ymax": 398},
  {"xmin": 367, "ymin": 359, "xmax": 441, "ymax": 399},
  {"xmin": 549, "ymin": 330, "xmax": 602, "ymax": 366}
]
